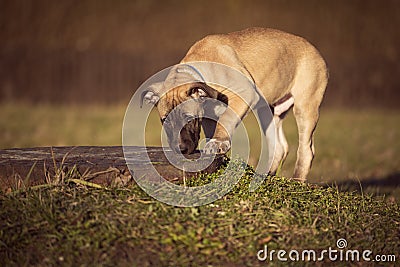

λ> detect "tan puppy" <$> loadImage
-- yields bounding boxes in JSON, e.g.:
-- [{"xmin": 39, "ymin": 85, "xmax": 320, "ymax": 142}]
[{"xmin": 142, "ymin": 27, "xmax": 328, "ymax": 181}]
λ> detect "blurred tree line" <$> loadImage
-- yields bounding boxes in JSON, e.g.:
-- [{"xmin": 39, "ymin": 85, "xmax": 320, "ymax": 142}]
[{"xmin": 0, "ymin": 0, "xmax": 399, "ymax": 107}]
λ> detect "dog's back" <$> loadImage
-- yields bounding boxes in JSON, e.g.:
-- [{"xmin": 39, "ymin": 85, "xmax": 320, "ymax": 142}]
[{"xmin": 182, "ymin": 27, "xmax": 328, "ymax": 105}]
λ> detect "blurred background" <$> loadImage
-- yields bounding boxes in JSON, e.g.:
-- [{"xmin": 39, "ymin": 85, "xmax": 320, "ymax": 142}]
[
  {"xmin": 0, "ymin": 0, "xmax": 399, "ymax": 192},
  {"xmin": 1, "ymin": 0, "xmax": 399, "ymax": 106}
]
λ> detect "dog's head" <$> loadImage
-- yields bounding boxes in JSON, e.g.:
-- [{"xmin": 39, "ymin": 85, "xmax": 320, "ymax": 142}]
[
  {"xmin": 141, "ymin": 65, "xmax": 229, "ymax": 154},
  {"xmin": 141, "ymin": 82, "xmax": 209, "ymax": 154}
]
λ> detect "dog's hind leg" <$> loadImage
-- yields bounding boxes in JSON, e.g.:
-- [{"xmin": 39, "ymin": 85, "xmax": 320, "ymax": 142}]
[
  {"xmin": 292, "ymin": 104, "xmax": 319, "ymax": 181},
  {"xmin": 291, "ymin": 63, "xmax": 327, "ymax": 181},
  {"xmin": 268, "ymin": 95, "xmax": 293, "ymax": 176}
]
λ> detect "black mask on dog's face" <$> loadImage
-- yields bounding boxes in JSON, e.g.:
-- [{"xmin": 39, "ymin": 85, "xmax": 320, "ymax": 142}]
[
  {"xmin": 156, "ymin": 84, "xmax": 207, "ymax": 154},
  {"xmin": 161, "ymin": 108, "xmax": 201, "ymax": 154}
]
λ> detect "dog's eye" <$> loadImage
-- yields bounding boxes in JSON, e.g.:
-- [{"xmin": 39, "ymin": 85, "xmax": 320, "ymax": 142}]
[
  {"xmin": 160, "ymin": 117, "xmax": 167, "ymax": 124},
  {"xmin": 189, "ymin": 87, "xmax": 207, "ymax": 99}
]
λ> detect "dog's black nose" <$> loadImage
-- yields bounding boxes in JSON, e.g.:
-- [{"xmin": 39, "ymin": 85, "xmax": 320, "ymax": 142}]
[{"xmin": 179, "ymin": 143, "xmax": 189, "ymax": 154}]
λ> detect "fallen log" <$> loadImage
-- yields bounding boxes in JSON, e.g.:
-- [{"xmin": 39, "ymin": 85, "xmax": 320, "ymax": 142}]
[{"xmin": 0, "ymin": 146, "xmax": 225, "ymax": 192}]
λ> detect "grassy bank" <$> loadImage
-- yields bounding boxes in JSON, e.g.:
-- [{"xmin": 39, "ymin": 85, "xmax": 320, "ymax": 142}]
[
  {"xmin": 1, "ymin": 104, "xmax": 399, "ymax": 265},
  {"xmin": 1, "ymin": 163, "xmax": 399, "ymax": 266}
]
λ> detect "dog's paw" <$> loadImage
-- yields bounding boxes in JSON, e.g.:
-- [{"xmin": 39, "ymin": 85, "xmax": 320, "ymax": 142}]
[{"xmin": 203, "ymin": 139, "xmax": 231, "ymax": 154}]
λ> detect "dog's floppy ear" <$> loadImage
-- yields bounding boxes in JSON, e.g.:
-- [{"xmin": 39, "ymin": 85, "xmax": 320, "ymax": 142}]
[
  {"xmin": 140, "ymin": 82, "xmax": 163, "ymax": 107},
  {"xmin": 140, "ymin": 91, "xmax": 159, "ymax": 107}
]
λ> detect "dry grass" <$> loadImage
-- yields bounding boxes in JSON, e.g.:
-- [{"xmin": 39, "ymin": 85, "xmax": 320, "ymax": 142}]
[{"xmin": 0, "ymin": 103, "xmax": 125, "ymax": 148}]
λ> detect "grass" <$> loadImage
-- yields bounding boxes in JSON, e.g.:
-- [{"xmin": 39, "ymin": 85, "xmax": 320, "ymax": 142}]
[
  {"xmin": 1, "ymin": 160, "xmax": 399, "ymax": 266},
  {"xmin": 0, "ymin": 103, "xmax": 399, "ymax": 265}
]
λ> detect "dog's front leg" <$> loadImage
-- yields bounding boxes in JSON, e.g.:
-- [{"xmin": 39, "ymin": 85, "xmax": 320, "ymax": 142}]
[{"xmin": 203, "ymin": 97, "xmax": 249, "ymax": 154}]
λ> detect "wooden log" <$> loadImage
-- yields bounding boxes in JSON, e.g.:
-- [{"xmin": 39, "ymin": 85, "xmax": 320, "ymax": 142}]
[{"xmin": 0, "ymin": 146, "xmax": 225, "ymax": 192}]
